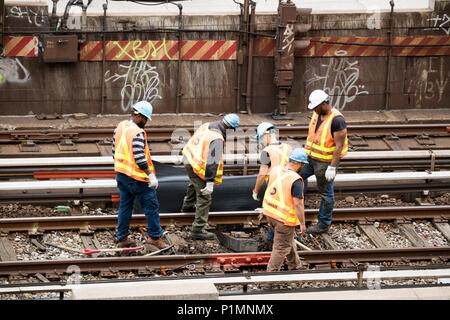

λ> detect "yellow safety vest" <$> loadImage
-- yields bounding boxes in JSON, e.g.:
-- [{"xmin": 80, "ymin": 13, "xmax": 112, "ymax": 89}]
[
  {"xmin": 114, "ymin": 120, "xmax": 156, "ymax": 182},
  {"xmin": 263, "ymin": 166, "xmax": 303, "ymax": 226},
  {"xmin": 182, "ymin": 123, "xmax": 224, "ymax": 185},
  {"xmin": 305, "ymin": 108, "xmax": 348, "ymax": 162},
  {"xmin": 263, "ymin": 143, "xmax": 293, "ymax": 178}
]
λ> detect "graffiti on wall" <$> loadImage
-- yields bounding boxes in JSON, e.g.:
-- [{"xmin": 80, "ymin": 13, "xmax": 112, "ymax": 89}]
[
  {"xmin": 105, "ymin": 61, "xmax": 161, "ymax": 112},
  {"xmin": 407, "ymin": 56, "xmax": 449, "ymax": 107},
  {"xmin": 0, "ymin": 57, "xmax": 31, "ymax": 85},
  {"xmin": 7, "ymin": 6, "xmax": 48, "ymax": 27},
  {"xmin": 305, "ymin": 57, "xmax": 369, "ymax": 110},
  {"xmin": 426, "ymin": 14, "xmax": 450, "ymax": 35}
]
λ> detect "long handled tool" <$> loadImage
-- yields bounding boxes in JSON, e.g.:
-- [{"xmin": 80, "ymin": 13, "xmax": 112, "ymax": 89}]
[
  {"xmin": 83, "ymin": 246, "xmax": 144, "ymax": 255},
  {"xmin": 45, "ymin": 242, "xmax": 84, "ymax": 254},
  {"xmin": 294, "ymin": 239, "xmax": 312, "ymax": 251}
]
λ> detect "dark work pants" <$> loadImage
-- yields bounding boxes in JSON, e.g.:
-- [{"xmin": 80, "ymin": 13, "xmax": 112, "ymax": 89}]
[
  {"xmin": 182, "ymin": 163, "xmax": 212, "ymax": 233},
  {"xmin": 115, "ymin": 172, "xmax": 163, "ymax": 242}
]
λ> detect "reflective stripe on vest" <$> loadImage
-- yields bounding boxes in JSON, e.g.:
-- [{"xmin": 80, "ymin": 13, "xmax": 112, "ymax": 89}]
[
  {"xmin": 182, "ymin": 123, "xmax": 224, "ymax": 185},
  {"xmin": 262, "ymin": 166, "xmax": 303, "ymax": 226},
  {"xmin": 305, "ymin": 108, "xmax": 348, "ymax": 162},
  {"xmin": 263, "ymin": 143, "xmax": 293, "ymax": 179},
  {"xmin": 114, "ymin": 120, "xmax": 155, "ymax": 182}
]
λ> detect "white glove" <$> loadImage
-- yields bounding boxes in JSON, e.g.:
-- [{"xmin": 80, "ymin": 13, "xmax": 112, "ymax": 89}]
[
  {"xmin": 148, "ymin": 173, "xmax": 158, "ymax": 189},
  {"xmin": 200, "ymin": 182, "xmax": 214, "ymax": 195},
  {"xmin": 325, "ymin": 166, "xmax": 336, "ymax": 182},
  {"xmin": 252, "ymin": 190, "xmax": 260, "ymax": 201}
]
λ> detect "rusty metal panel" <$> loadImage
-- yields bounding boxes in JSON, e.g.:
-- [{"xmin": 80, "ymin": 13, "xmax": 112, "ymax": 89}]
[
  {"xmin": 5, "ymin": 5, "xmax": 49, "ymax": 32},
  {"xmin": 43, "ymin": 35, "xmax": 78, "ymax": 63}
]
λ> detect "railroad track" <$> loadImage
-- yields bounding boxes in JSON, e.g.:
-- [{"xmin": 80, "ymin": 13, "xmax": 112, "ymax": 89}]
[
  {"xmin": 1, "ymin": 206, "xmax": 449, "ymax": 232},
  {"xmin": 0, "ymin": 206, "xmax": 448, "ymax": 277},
  {"xmin": 1, "ymin": 150, "xmax": 450, "ymax": 180},
  {"xmin": 1, "ymin": 123, "xmax": 449, "ymax": 158}
]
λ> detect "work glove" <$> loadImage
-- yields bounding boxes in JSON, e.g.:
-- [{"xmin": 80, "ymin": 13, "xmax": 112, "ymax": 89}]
[
  {"xmin": 200, "ymin": 182, "xmax": 214, "ymax": 195},
  {"xmin": 252, "ymin": 190, "xmax": 260, "ymax": 201},
  {"xmin": 325, "ymin": 166, "xmax": 336, "ymax": 182},
  {"xmin": 148, "ymin": 173, "xmax": 159, "ymax": 189}
]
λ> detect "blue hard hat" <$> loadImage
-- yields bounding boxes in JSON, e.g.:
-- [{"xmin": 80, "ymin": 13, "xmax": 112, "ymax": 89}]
[
  {"xmin": 223, "ymin": 113, "xmax": 240, "ymax": 129},
  {"xmin": 289, "ymin": 148, "xmax": 308, "ymax": 164},
  {"xmin": 132, "ymin": 101, "xmax": 153, "ymax": 120},
  {"xmin": 256, "ymin": 122, "xmax": 275, "ymax": 141}
]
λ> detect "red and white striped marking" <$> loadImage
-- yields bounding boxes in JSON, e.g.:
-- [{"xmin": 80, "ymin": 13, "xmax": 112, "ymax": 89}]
[
  {"xmin": 80, "ymin": 40, "xmax": 237, "ymax": 61},
  {"xmin": 4, "ymin": 36, "xmax": 38, "ymax": 57},
  {"xmin": 255, "ymin": 36, "xmax": 450, "ymax": 57}
]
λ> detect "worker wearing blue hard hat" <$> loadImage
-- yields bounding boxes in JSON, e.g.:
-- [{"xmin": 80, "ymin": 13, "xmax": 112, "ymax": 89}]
[
  {"xmin": 302, "ymin": 89, "xmax": 348, "ymax": 235},
  {"xmin": 181, "ymin": 113, "xmax": 240, "ymax": 240},
  {"xmin": 112, "ymin": 101, "xmax": 169, "ymax": 250},
  {"xmin": 262, "ymin": 147, "xmax": 308, "ymax": 272},
  {"xmin": 252, "ymin": 122, "xmax": 293, "ymax": 202}
]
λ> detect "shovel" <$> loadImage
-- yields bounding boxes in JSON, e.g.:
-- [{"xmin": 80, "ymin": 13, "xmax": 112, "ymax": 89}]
[{"xmin": 83, "ymin": 246, "xmax": 144, "ymax": 255}]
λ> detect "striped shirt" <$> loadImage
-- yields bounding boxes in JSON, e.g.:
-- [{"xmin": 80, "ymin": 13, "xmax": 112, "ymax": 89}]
[{"xmin": 112, "ymin": 123, "xmax": 149, "ymax": 171}]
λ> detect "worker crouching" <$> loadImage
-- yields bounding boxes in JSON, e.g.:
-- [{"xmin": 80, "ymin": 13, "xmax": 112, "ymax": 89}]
[
  {"xmin": 262, "ymin": 148, "xmax": 308, "ymax": 272},
  {"xmin": 112, "ymin": 101, "xmax": 169, "ymax": 250}
]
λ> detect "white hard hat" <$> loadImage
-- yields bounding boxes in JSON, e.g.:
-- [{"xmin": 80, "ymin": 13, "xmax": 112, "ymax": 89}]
[{"xmin": 308, "ymin": 89, "xmax": 329, "ymax": 110}]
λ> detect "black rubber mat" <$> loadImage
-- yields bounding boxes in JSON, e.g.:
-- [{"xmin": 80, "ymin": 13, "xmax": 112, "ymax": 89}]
[{"xmin": 133, "ymin": 161, "xmax": 266, "ymax": 213}]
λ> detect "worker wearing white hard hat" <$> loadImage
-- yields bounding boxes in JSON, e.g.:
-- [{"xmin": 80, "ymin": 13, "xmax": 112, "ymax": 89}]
[{"xmin": 301, "ymin": 90, "xmax": 348, "ymax": 235}]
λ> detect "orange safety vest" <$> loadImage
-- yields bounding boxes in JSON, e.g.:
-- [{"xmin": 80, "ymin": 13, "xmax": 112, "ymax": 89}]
[
  {"xmin": 114, "ymin": 120, "xmax": 156, "ymax": 182},
  {"xmin": 305, "ymin": 108, "xmax": 348, "ymax": 162},
  {"xmin": 263, "ymin": 166, "xmax": 303, "ymax": 226},
  {"xmin": 182, "ymin": 123, "xmax": 224, "ymax": 185},
  {"xmin": 263, "ymin": 143, "xmax": 293, "ymax": 178}
]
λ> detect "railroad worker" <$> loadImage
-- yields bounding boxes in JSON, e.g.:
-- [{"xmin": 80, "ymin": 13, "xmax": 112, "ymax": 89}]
[
  {"xmin": 252, "ymin": 122, "xmax": 293, "ymax": 202},
  {"xmin": 301, "ymin": 89, "xmax": 348, "ymax": 235},
  {"xmin": 262, "ymin": 148, "xmax": 308, "ymax": 272},
  {"xmin": 112, "ymin": 101, "xmax": 169, "ymax": 249},
  {"xmin": 181, "ymin": 113, "xmax": 240, "ymax": 240}
]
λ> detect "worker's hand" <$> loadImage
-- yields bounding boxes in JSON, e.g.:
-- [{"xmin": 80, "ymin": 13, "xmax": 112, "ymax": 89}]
[
  {"xmin": 325, "ymin": 166, "xmax": 336, "ymax": 182},
  {"xmin": 200, "ymin": 182, "xmax": 214, "ymax": 195},
  {"xmin": 298, "ymin": 223, "xmax": 306, "ymax": 234},
  {"xmin": 252, "ymin": 190, "xmax": 260, "ymax": 201},
  {"xmin": 148, "ymin": 173, "xmax": 159, "ymax": 189}
]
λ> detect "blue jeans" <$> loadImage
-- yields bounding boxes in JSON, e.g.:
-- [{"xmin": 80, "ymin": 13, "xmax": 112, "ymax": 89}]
[
  {"xmin": 115, "ymin": 172, "xmax": 162, "ymax": 242},
  {"xmin": 300, "ymin": 157, "xmax": 337, "ymax": 228}
]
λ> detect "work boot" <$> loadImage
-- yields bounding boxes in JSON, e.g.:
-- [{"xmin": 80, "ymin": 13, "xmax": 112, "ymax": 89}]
[
  {"xmin": 116, "ymin": 237, "xmax": 136, "ymax": 248},
  {"xmin": 306, "ymin": 224, "xmax": 330, "ymax": 235},
  {"xmin": 191, "ymin": 230, "xmax": 215, "ymax": 240},
  {"xmin": 146, "ymin": 237, "xmax": 170, "ymax": 250}
]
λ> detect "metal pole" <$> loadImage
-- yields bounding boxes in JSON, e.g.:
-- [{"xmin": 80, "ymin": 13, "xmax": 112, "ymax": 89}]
[
  {"xmin": 235, "ymin": 2, "xmax": 244, "ymax": 113},
  {"xmin": 245, "ymin": 1, "xmax": 256, "ymax": 115},
  {"xmin": 175, "ymin": 4, "xmax": 183, "ymax": 114},
  {"xmin": 384, "ymin": 0, "xmax": 394, "ymax": 110},
  {"xmin": 101, "ymin": 2, "xmax": 107, "ymax": 114}
]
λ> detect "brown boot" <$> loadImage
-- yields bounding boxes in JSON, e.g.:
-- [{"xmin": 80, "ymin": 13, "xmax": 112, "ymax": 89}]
[
  {"xmin": 117, "ymin": 237, "xmax": 136, "ymax": 248},
  {"xmin": 146, "ymin": 237, "xmax": 169, "ymax": 250}
]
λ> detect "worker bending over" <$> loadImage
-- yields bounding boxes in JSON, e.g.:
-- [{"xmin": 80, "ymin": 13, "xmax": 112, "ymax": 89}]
[
  {"xmin": 262, "ymin": 148, "xmax": 308, "ymax": 272},
  {"xmin": 301, "ymin": 89, "xmax": 348, "ymax": 234},
  {"xmin": 112, "ymin": 101, "xmax": 169, "ymax": 249},
  {"xmin": 182, "ymin": 114, "xmax": 240, "ymax": 240},
  {"xmin": 252, "ymin": 122, "xmax": 292, "ymax": 201}
]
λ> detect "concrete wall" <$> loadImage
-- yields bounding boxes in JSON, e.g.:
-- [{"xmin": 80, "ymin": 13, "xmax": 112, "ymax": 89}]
[{"xmin": 0, "ymin": 1, "xmax": 448, "ymax": 115}]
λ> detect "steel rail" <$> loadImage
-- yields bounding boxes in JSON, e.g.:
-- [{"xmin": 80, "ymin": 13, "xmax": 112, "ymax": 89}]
[
  {"xmin": 0, "ymin": 247, "xmax": 448, "ymax": 276},
  {"xmin": 0, "ymin": 206, "xmax": 449, "ymax": 233},
  {"xmin": 0, "ymin": 180, "xmax": 448, "ymax": 204},
  {"xmin": 1, "ymin": 123, "xmax": 448, "ymax": 143}
]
